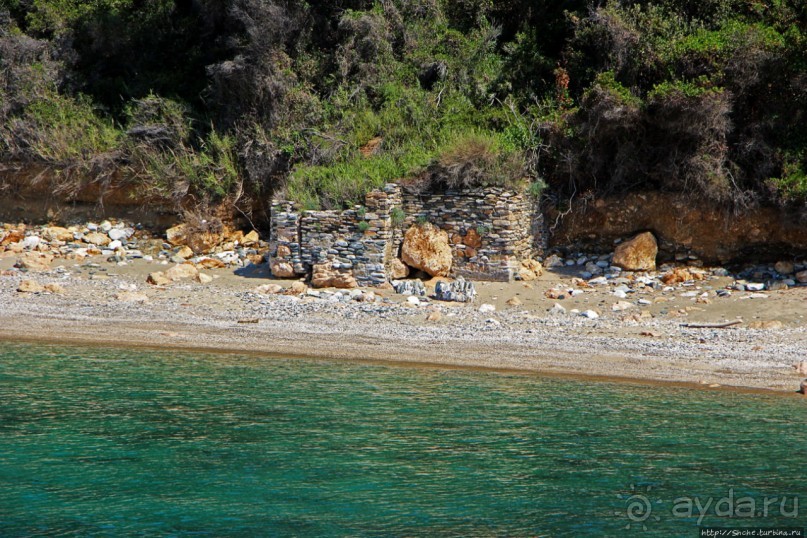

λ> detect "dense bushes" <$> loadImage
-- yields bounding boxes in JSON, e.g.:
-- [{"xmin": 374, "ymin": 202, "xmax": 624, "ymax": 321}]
[{"xmin": 0, "ymin": 0, "xmax": 805, "ymax": 214}]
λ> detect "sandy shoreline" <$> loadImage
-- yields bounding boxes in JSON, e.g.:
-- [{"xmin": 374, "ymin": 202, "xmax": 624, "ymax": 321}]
[
  {"xmin": 1, "ymin": 254, "xmax": 806, "ymax": 396},
  {"xmin": 0, "ymin": 315, "xmax": 800, "ymax": 398}
]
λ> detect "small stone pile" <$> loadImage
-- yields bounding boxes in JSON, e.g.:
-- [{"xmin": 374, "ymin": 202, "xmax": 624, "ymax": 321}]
[
  {"xmin": 1, "ymin": 220, "xmax": 142, "ymax": 270},
  {"xmin": 393, "ymin": 279, "xmax": 426, "ymax": 296}
]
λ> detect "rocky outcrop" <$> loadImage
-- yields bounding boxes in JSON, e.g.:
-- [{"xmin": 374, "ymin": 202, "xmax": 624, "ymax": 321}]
[
  {"xmin": 613, "ymin": 232, "xmax": 658, "ymax": 271},
  {"xmin": 401, "ymin": 223, "xmax": 452, "ymax": 277},
  {"xmin": 549, "ymin": 191, "xmax": 807, "ymax": 264}
]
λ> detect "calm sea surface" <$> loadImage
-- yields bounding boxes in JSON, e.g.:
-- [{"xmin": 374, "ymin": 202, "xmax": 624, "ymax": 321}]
[{"xmin": 0, "ymin": 341, "xmax": 805, "ymax": 537}]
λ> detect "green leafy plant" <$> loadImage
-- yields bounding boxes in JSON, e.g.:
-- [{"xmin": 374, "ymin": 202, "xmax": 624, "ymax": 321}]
[
  {"xmin": 527, "ymin": 179, "xmax": 547, "ymax": 198},
  {"xmin": 390, "ymin": 206, "xmax": 406, "ymax": 226}
]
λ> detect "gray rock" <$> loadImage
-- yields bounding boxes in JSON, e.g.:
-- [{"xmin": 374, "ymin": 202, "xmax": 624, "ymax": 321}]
[
  {"xmin": 393, "ymin": 279, "xmax": 426, "ymax": 296},
  {"xmin": 434, "ymin": 277, "xmax": 477, "ymax": 303}
]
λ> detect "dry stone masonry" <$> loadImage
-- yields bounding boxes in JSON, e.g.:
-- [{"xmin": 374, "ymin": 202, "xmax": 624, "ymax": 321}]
[{"xmin": 269, "ymin": 183, "xmax": 547, "ymax": 286}]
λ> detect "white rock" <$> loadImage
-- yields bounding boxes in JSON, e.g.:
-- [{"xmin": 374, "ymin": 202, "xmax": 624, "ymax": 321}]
[
  {"xmin": 22, "ymin": 236, "xmax": 41, "ymax": 249},
  {"xmin": 108, "ymin": 240, "xmax": 123, "ymax": 250},
  {"xmin": 638, "ymin": 299, "xmax": 652, "ymax": 305},
  {"xmin": 479, "ymin": 303, "xmax": 496, "ymax": 313},
  {"xmin": 108, "ymin": 228, "xmax": 129, "ymax": 241},
  {"xmin": 612, "ymin": 301, "xmax": 635, "ymax": 311},
  {"xmin": 551, "ymin": 303, "xmax": 567, "ymax": 314},
  {"xmin": 407, "ymin": 296, "xmax": 421, "ymax": 306},
  {"xmin": 613, "ymin": 290, "xmax": 627, "ymax": 299},
  {"xmin": 569, "ymin": 289, "xmax": 584, "ymax": 297},
  {"xmin": 746, "ymin": 283, "xmax": 766, "ymax": 291},
  {"xmin": 100, "ymin": 221, "xmax": 112, "ymax": 232},
  {"xmin": 581, "ymin": 310, "xmax": 600, "ymax": 319}
]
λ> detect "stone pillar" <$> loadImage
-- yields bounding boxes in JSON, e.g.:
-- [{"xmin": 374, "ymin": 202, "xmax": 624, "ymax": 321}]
[{"xmin": 269, "ymin": 200, "xmax": 305, "ymax": 277}]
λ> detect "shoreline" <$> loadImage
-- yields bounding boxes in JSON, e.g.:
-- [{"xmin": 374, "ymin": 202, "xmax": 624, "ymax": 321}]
[
  {"xmin": 1, "ymin": 308, "xmax": 803, "ymax": 398},
  {"xmin": 2, "ymin": 248, "xmax": 806, "ymax": 397}
]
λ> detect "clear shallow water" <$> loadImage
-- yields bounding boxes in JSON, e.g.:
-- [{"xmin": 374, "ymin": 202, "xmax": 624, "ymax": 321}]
[{"xmin": 0, "ymin": 342, "xmax": 805, "ymax": 537}]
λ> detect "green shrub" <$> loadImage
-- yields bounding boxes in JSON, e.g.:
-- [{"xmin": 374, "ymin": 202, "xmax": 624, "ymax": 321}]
[
  {"xmin": 6, "ymin": 90, "xmax": 120, "ymax": 164},
  {"xmin": 390, "ymin": 206, "xmax": 406, "ymax": 226},
  {"xmin": 769, "ymin": 160, "xmax": 807, "ymax": 203},
  {"xmin": 527, "ymin": 179, "xmax": 547, "ymax": 198}
]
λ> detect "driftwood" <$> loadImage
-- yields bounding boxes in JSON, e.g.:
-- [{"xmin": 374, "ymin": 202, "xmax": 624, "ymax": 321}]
[{"xmin": 680, "ymin": 320, "xmax": 743, "ymax": 329}]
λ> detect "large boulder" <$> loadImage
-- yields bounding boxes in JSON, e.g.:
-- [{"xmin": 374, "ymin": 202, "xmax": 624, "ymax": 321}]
[
  {"xmin": 401, "ymin": 223, "xmax": 452, "ymax": 277},
  {"xmin": 165, "ymin": 224, "xmax": 188, "ymax": 246},
  {"xmin": 613, "ymin": 232, "xmax": 658, "ymax": 271}
]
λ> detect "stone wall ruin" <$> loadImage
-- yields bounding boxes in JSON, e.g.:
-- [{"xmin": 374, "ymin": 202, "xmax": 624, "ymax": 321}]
[{"xmin": 269, "ymin": 183, "xmax": 547, "ymax": 286}]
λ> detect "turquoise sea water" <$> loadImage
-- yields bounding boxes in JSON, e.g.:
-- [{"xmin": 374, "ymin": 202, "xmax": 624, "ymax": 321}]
[{"xmin": 0, "ymin": 342, "xmax": 805, "ymax": 537}]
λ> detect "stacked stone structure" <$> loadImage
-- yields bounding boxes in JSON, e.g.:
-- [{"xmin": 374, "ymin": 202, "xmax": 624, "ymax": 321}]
[{"xmin": 269, "ymin": 183, "xmax": 546, "ymax": 286}]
